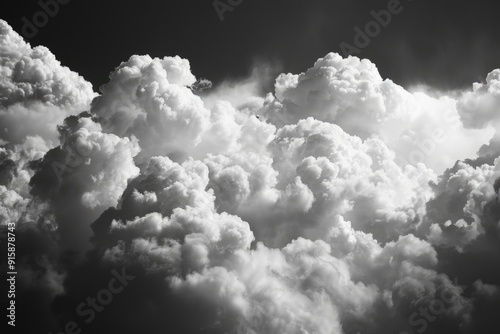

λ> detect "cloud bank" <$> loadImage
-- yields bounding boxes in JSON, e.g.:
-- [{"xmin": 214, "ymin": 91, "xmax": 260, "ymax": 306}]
[{"xmin": 1, "ymin": 19, "xmax": 499, "ymax": 334}]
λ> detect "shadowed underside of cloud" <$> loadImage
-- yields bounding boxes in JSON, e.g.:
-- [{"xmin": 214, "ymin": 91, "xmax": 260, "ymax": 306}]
[{"xmin": 1, "ymin": 19, "xmax": 500, "ymax": 334}]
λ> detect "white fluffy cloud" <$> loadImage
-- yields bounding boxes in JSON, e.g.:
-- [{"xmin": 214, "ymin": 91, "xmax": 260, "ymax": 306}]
[
  {"xmin": 458, "ymin": 69, "xmax": 500, "ymax": 129},
  {"xmin": 273, "ymin": 52, "xmax": 493, "ymax": 173},
  {"xmin": 2, "ymin": 19, "xmax": 500, "ymax": 334},
  {"xmin": 0, "ymin": 19, "xmax": 96, "ymax": 252},
  {"xmin": 0, "ymin": 20, "xmax": 95, "ymax": 147}
]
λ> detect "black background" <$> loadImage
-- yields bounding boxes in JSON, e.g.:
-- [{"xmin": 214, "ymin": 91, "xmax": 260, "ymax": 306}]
[{"xmin": 2, "ymin": 0, "xmax": 500, "ymax": 92}]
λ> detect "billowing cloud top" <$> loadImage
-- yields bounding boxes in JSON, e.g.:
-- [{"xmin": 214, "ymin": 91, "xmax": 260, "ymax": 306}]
[{"xmin": 1, "ymin": 19, "xmax": 500, "ymax": 334}]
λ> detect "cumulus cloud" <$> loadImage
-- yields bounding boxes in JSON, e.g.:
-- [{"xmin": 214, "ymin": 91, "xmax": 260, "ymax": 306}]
[
  {"xmin": 0, "ymin": 17, "xmax": 96, "ymax": 256},
  {"xmin": 273, "ymin": 53, "xmax": 493, "ymax": 173},
  {"xmin": 1, "ymin": 19, "xmax": 500, "ymax": 334},
  {"xmin": 458, "ymin": 70, "xmax": 500, "ymax": 129},
  {"xmin": 0, "ymin": 20, "xmax": 95, "ymax": 147}
]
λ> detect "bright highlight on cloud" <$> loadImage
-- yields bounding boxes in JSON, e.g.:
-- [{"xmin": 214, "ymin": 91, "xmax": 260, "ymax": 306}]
[{"xmin": 1, "ymin": 19, "xmax": 499, "ymax": 334}]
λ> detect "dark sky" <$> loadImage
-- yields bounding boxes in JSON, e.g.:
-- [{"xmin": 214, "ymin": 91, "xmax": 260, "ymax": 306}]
[{"xmin": 3, "ymin": 0, "xmax": 500, "ymax": 91}]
